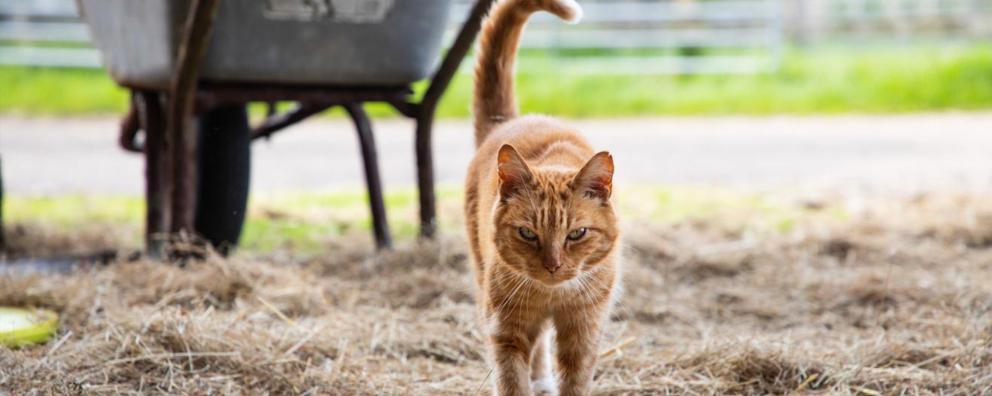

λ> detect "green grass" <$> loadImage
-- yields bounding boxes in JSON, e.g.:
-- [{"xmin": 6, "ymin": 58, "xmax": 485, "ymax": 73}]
[
  {"xmin": 2, "ymin": 44, "xmax": 991, "ymax": 117},
  {"xmin": 0, "ymin": 67, "xmax": 127, "ymax": 115},
  {"xmin": 3, "ymin": 188, "xmax": 462, "ymax": 253},
  {"xmin": 4, "ymin": 186, "xmax": 845, "ymax": 254}
]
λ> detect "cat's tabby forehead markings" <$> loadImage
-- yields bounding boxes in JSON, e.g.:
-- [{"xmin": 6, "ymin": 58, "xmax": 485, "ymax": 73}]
[
  {"xmin": 532, "ymin": 178, "xmax": 569, "ymax": 210},
  {"xmin": 464, "ymin": 0, "xmax": 620, "ymax": 394}
]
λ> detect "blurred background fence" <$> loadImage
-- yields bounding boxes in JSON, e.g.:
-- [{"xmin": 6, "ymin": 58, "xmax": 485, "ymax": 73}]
[
  {"xmin": 0, "ymin": 0, "xmax": 96, "ymax": 68},
  {"xmin": 3, "ymin": 0, "xmax": 992, "ymax": 74},
  {"xmin": 1, "ymin": 0, "xmax": 990, "ymax": 74}
]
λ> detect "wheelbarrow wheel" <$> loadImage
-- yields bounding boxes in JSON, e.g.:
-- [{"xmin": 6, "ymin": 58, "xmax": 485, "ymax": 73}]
[{"xmin": 194, "ymin": 105, "xmax": 251, "ymax": 254}]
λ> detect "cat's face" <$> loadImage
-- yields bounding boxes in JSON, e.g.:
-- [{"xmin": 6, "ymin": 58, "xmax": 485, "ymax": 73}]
[{"xmin": 492, "ymin": 145, "xmax": 618, "ymax": 286}]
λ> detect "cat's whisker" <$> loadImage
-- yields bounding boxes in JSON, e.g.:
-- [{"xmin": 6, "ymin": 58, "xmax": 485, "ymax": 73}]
[
  {"xmin": 578, "ymin": 275, "xmax": 596, "ymax": 303},
  {"xmin": 496, "ymin": 272, "xmax": 529, "ymax": 314},
  {"xmin": 513, "ymin": 277, "xmax": 535, "ymax": 312}
]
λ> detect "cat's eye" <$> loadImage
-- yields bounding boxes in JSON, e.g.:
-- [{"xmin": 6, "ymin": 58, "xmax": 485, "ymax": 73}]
[
  {"xmin": 518, "ymin": 227, "xmax": 538, "ymax": 241},
  {"xmin": 567, "ymin": 227, "xmax": 588, "ymax": 241}
]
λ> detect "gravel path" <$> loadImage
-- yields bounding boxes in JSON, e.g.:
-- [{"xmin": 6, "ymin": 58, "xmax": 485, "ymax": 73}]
[{"xmin": 3, "ymin": 113, "xmax": 992, "ymax": 195}]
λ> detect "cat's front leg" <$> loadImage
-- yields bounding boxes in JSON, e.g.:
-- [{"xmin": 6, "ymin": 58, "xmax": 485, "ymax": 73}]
[
  {"xmin": 552, "ymin": 310, "xmax": 604, "ymax": 396},
  {"xmin": 491, "ymin": 322, "xmax": 538, "ymax": 396},
  {"xmin": 530, "ymin": 326, "xmax": 556, "ymax": 395}
]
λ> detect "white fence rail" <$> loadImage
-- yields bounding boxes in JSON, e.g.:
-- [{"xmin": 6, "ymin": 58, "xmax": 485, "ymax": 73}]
[
  {"xmin": 1, "ymin": 0, "xmax": 989, "ymax": 74},
  {"xmin": 784, "ymin": 0, "xmax": 992, "ymax": 43},
  {"xmin": 0, "ymin": 0, "xmax": 99, "ymax": 68},
  {"xmin": 450, "ymin": 0, "xmax": 786, "ymax": 74}
]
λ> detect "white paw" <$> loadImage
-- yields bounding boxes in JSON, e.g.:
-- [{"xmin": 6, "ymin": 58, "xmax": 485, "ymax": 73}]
[{"xmin": 532, "ymin": 376, "xmax": 558, "ymax": 395}]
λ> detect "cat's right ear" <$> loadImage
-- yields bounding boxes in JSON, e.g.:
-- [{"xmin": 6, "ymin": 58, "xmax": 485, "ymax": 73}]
[
  {"xmin": 572, "ymin": 151, "xmax": 614, "ymax": 201},
  {"xmin": 497, "ymin": 144, "xmax": 533, "ymax": 199}
]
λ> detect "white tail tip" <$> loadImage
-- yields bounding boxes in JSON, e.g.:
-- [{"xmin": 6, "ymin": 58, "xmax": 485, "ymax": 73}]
[{"xmin": 559, "ymin": 0, "xmax": 583, "ymax": 24}]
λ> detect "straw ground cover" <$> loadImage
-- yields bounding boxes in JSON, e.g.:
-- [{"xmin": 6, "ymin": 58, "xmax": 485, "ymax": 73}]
[{"xmin": 1, "ymin": 190, "xmax": 991, "ymax": 394}]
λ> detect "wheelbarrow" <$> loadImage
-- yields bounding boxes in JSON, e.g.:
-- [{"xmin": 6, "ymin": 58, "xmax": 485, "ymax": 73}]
[{"xmin": 71, "ymin": 0, "xmax": 497, "ymax": 255}]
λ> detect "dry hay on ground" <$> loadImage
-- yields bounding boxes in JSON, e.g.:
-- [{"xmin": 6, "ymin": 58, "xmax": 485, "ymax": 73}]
[{"xmin": 2, "ymin": 192, "xmax": 992, "ymax": 395}]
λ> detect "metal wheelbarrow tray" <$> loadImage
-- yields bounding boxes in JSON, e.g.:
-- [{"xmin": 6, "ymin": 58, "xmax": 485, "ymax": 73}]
[
  {"xmin": 66, "ymin": 0, "xmax": 496, "ymax": 256},
  {"xmin": 79, "ymin": 0, "xmax": 454, "ymax": 89}
]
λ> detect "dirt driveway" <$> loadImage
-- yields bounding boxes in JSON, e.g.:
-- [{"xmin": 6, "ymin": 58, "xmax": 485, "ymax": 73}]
[{"xmin": 3, "ymin": 112, "xmax": 992, "ymax": 194}]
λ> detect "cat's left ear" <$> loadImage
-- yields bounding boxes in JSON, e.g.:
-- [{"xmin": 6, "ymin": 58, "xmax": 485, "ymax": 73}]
[{"xmin": 572, "ymin": 151, "xmax": 614, "ymax": 200}]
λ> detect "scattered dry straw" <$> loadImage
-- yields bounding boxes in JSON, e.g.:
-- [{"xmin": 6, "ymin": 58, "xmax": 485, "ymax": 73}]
[{"xmin": 2, "ymin": 192, "xmax": 992, "ymax": 394}]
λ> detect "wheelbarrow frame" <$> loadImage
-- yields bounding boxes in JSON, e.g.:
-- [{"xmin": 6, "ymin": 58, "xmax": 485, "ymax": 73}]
[{"xmin": 117, "ymin": 0, "xmax": 497, "ymax": 255}]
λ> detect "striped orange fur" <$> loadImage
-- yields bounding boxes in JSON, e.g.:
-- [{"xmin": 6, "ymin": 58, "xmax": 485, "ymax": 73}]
[{"xmin": 464, "ymin": 1, "xmax": 620, "ymax": 394}]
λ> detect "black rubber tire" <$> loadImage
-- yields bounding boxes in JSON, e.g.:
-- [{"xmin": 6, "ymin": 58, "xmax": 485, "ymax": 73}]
[{"xmin": 194, "ymin": 105, "xmax": 251, "ymax": 254}]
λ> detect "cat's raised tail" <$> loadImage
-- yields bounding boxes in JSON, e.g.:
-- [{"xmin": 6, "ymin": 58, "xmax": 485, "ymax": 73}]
[{"xmin": 472, "ymin": 0, "xmax": 582, "ymax": 146}]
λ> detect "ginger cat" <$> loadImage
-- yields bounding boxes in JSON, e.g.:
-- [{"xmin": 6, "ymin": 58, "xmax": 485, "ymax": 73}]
[{"xmin": 464, "ymin": 0, "xmax": 620, "ymax": 395}]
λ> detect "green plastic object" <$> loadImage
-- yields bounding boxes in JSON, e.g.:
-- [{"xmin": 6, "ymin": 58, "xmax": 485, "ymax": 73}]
[{"xmin": 0, "ymin": 307, "xmax": 59, "ymax": 347}]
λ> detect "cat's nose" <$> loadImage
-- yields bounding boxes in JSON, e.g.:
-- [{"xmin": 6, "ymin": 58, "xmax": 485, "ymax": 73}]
[
  {"xmin": 543, "ymin": 247, "xmax": 562, "ymax": 274},
  {"xmin": 543, "ymin": 254, "xmax": 562, "ymax": 274}
]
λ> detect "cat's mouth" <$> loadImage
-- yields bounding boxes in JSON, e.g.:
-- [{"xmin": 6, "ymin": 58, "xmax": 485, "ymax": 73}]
[{"xmin": 529, "ymin": 270, "xmax": 579, "ymax": 287}]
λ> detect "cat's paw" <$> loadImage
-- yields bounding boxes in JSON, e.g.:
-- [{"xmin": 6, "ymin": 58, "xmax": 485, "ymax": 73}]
[{"xmin": 531, "ymin": 376, "xmax": 558, "ymax": 395}]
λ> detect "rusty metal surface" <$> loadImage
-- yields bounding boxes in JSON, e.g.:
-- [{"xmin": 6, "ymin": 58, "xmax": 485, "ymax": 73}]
[
  {"xmin": 118, "ymin": 96, "xmax": 142, "ymax": 153},
  {"xmin": 196, "ymin": 83, "xmax": 411, "ymax": 110},
  {"xmin": 104, "ymin": 0, "xmax": 495, "ymax": 253},
  {"xmin": 138, "ymin": 91, "xmax": 170, "ymax": 258},
  {"xmin": 167, "ymin": 0, "xmax": 220, "ymax": 236},
  {"xmin": 411, "ymin": 0, "xmax": 497, "ymax": 238},
  {"xmin": 345, "ymin": 103, "xmax": 392, "ymax": 249},
  {"xmin": 251, "ymin": 103, "xmax": 331, "ymax": 141}
]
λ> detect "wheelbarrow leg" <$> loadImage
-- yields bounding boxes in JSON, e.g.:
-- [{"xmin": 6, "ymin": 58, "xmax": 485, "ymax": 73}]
[
  {"xmin": 414, "ymin": 112, "xmax": 437, "ymax": 239},
  {"xmin": 344, "ymin": 103, "xmax": 392, "ymax": 249},
  {"xmin": 0, "ymin": 154, "xmax": 5, "ymax": 252},
  {"xmin": 169, "ymin": 113, "xmax": 197, "ymax": 236},
  {"xmin": 137, "ymin": 91, "xmax": 170, "ymax": 258},
  {"xmin": 409, "ymin": 0, "xmax": 497, "ymax": 239},
  {"xmin": 167, "ymin": 0, "xmax": 220, "ymax": 241}
]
